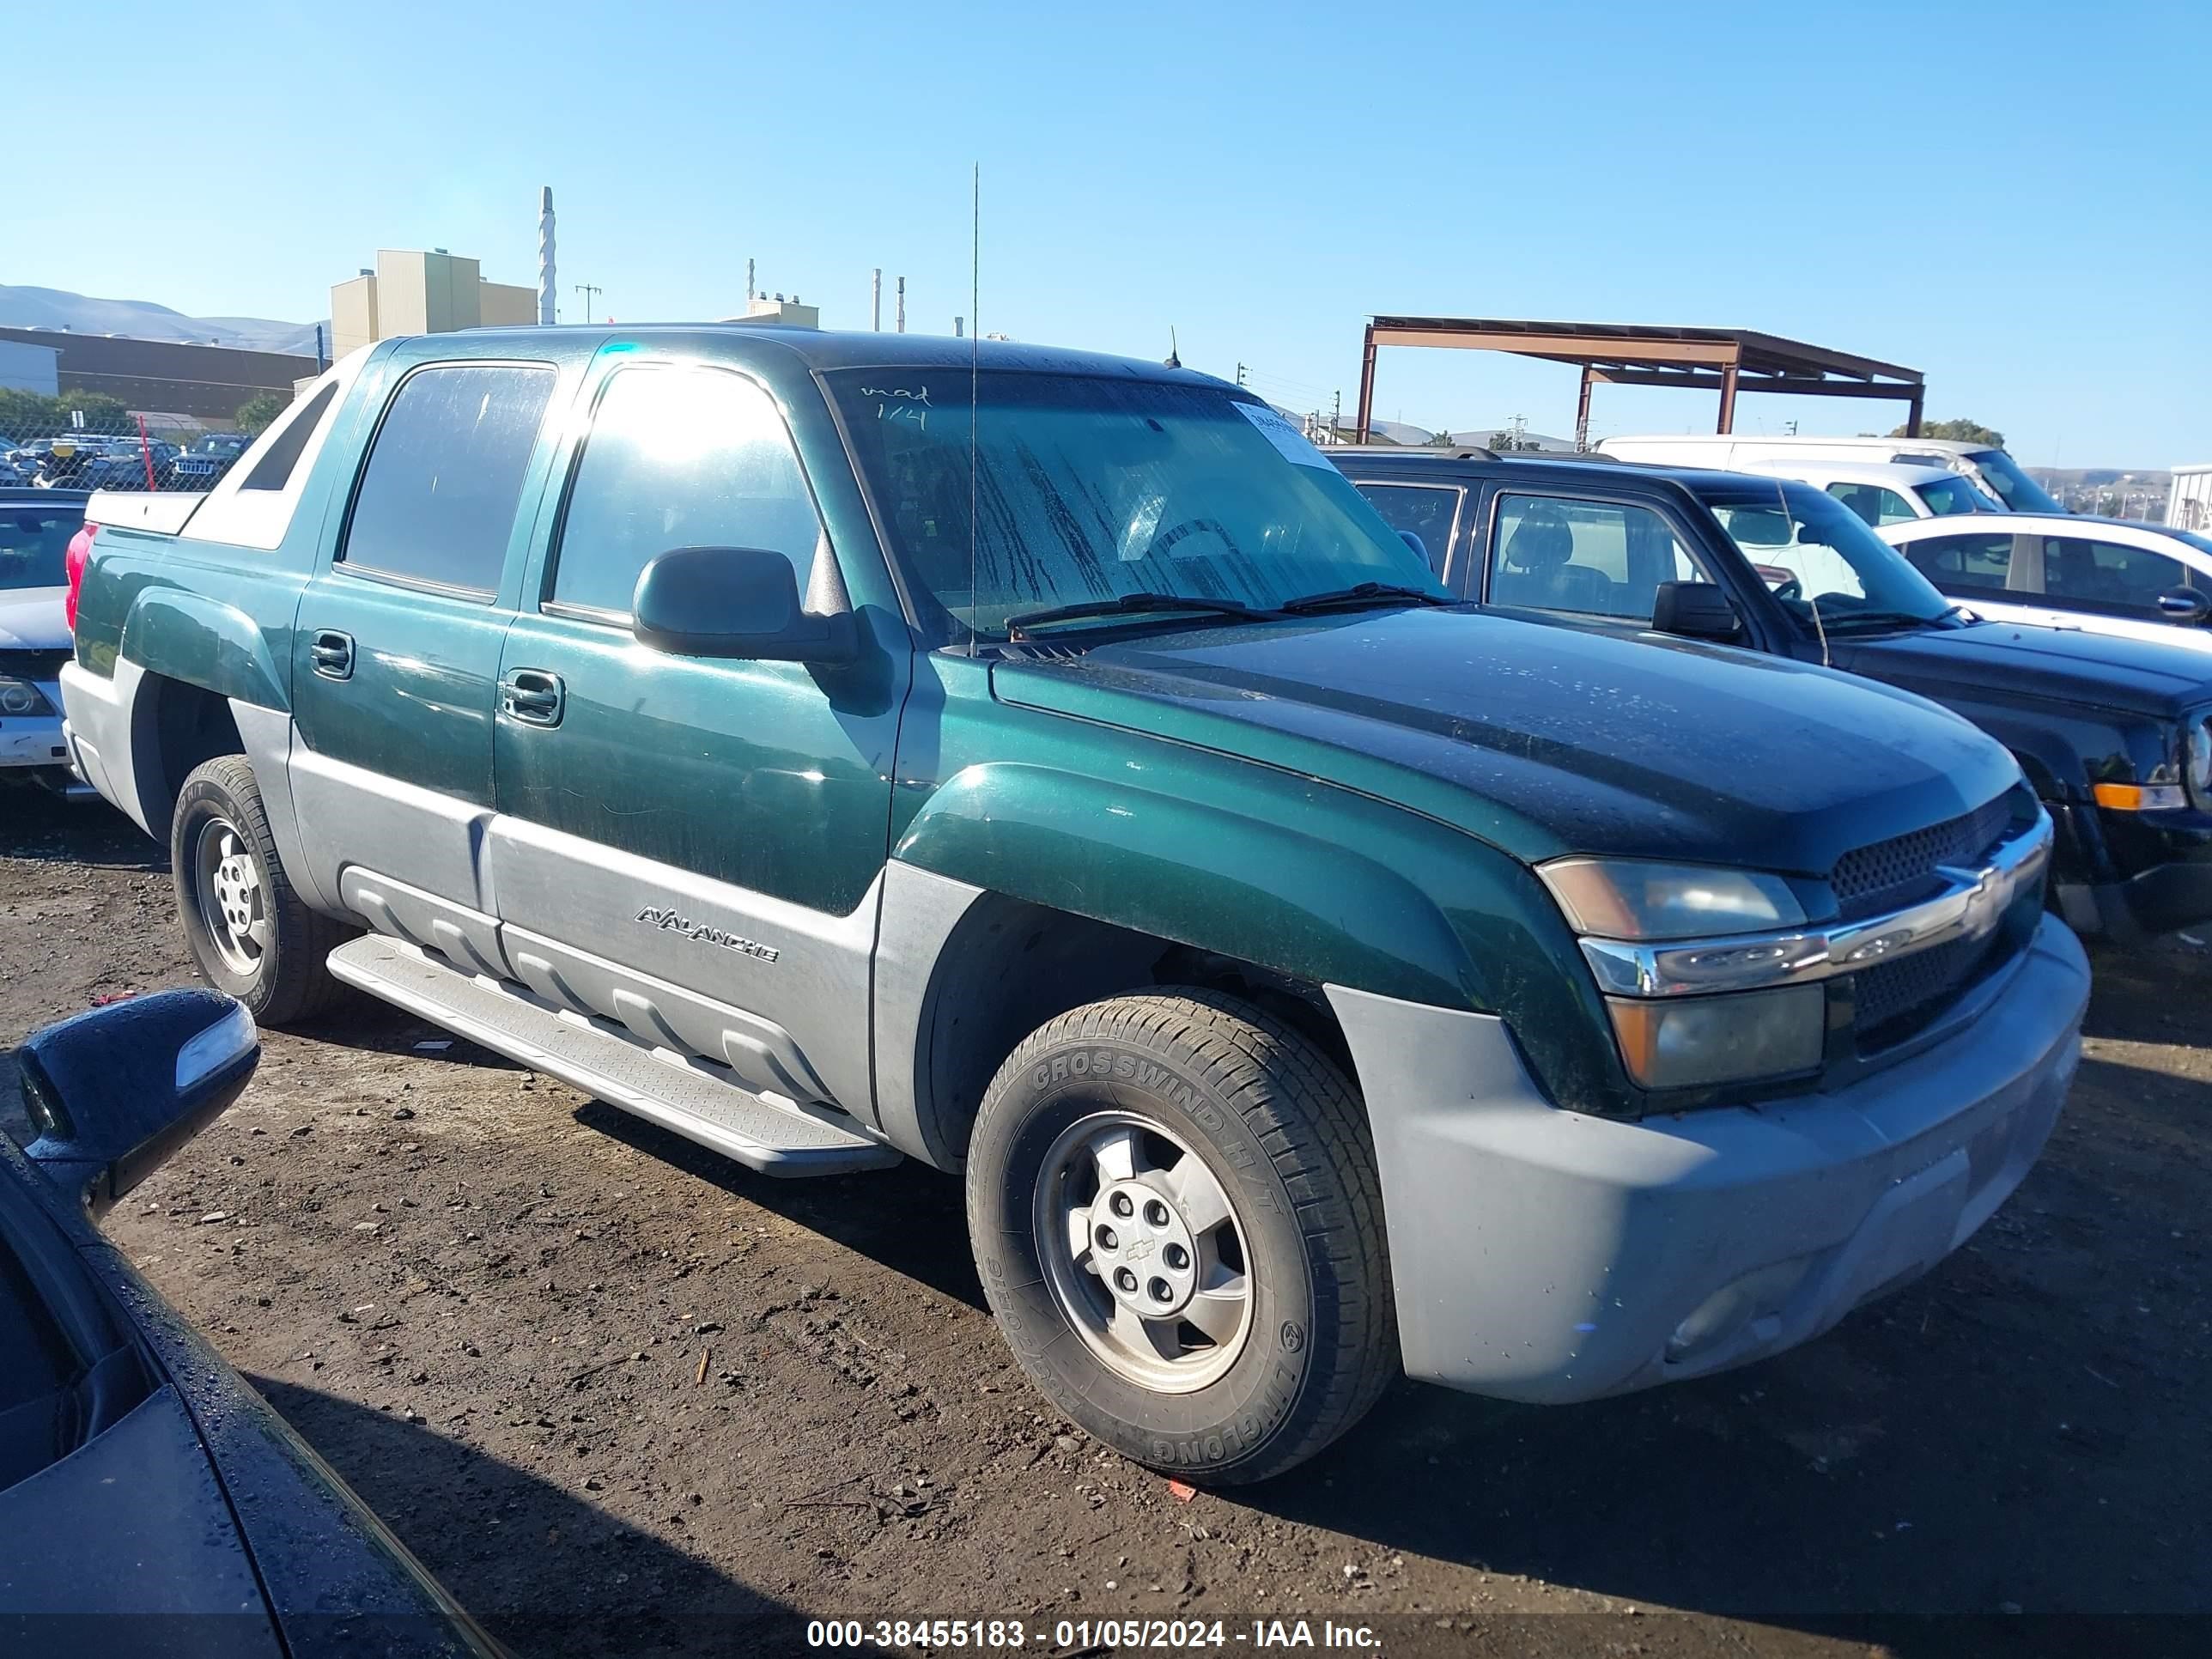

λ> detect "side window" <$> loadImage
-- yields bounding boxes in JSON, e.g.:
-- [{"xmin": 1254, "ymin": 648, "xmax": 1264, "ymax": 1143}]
[
  {"xmin": 1352, "ymin": 483, "xmax": 1459, "ymax": 577},
  {"xmin": 1826, "ymin": 482, "xmax": 1916, "ymax": 526},
  {"xmin": 2042, "ymin": 536, "xmax": 2192, "ymax": 616},
  {"xmin": 1901, "ymin": 532, "xmax": 2016, "ymax": 595},
  {"xmin": 341, "ymin": 363, "xmax": 556, "ymax": 595},
  {"xmin": 1487, "ymin": 495, "xmax": 1702, "ymax": 622},
  {"xmin": 550, "ymin": 367, "xmax": 821, "ymax": 617}
]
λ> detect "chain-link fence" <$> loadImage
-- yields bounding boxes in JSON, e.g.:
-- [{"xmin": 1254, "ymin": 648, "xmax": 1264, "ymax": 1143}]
[{"xmin": 0, "ymin": 406, "xmax": 263, "ymax": 494}]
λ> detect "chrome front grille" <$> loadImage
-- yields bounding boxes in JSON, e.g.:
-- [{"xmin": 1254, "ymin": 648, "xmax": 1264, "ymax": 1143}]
[
  {"xmin": 1830, "ymin": 792, "xmax": 2019, "ymax": 920},
  {"xmin": 1835, "ymin": 791, "xmax": 2039, "ymax": 1052}
]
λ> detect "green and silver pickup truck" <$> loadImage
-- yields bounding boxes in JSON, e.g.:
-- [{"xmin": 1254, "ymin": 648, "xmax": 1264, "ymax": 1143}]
[{"xmin": 60, "ymin": 327, "xmax": 2087, "ymax": 1481}]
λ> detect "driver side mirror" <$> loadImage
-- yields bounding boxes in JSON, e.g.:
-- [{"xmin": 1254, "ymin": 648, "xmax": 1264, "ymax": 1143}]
[
  {"xmin": 2157, "ymin": 587, "xmax": 2210, "ymax": 627},
  {"xmin": 15, "ymin": 989, "xmax": 259, "ymax": 1217},
  {"xmin": 633, "ymin": 546, "xmax": 858, "ymax": 664},
  {"xmin": 1651, "ymin": 580, "xmax": 1742, "ymax": 641}
]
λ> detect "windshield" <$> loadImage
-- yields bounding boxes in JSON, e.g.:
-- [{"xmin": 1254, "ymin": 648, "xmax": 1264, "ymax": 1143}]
[
  {"xmin": 826, "ymin": 371, "xmax": 1438, "ymax": 642},
  {"xmin": 1964, "ymin": 449, "xmax": 2062, "ymax": 514},
  {"xmin": 194, "ymin": 436, "xmax": 246, "ymax": 455},
  {"xmin": 0, "ymin": 502, "xmax": 82, "ymax": 591},
  {"xmin": 1919, "ymin": 475, "xmax": 1999, "ymax": 517},
  {"xmin": 1698, "ymin": 479, "xmax": 1954, "ymax": 632}
]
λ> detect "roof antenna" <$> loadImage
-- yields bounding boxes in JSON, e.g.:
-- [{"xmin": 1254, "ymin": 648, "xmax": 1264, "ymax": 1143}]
[
  {"xmin": 1164, "ymin": 327, "xmax": 1181, "ymax": 369},
  {"xmin": 967, "ymin": 161, "xmax": 981, "ymax": 659}
]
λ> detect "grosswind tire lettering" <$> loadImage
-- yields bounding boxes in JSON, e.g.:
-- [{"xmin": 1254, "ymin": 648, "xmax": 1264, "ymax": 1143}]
[
  {"xmin": 966, "ymin": 988, "xmax": 1396, "ymax": 1484},
  {"xmin": 170, "ymin": 755, "xmax": 350, "ymax": 1025}
]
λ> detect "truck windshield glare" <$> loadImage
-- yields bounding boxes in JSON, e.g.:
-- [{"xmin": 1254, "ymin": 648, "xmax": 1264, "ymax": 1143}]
[
  {"xmin": 1698, "ymin": 479, "xmax": 1954, "ymax": 632},
  {"xmin": 828, "ymin": 372, "xmax": 1437, "ymax": 642}
]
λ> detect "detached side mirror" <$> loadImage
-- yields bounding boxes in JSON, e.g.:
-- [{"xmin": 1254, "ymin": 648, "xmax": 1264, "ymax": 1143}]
[
  {"xmin": 1652, "ymin": 580, "xmax": 1742, "ymax": 641},
  {"xmin": 16, "ymin": 989, "xmax": 258, "ymax": 1217},
  {"xmin": 2156, "ymin": 587, "xmax": 2210, "ymax": 626},
  {"xmin": 633, "ymin": 546, "xmax": 858, "ymax": 664}
]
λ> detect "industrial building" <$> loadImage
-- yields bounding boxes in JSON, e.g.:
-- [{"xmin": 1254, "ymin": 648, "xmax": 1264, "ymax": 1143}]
[
  {"xmin": 331, "ymin": 249, "xmax": 538, "ymax": 358},
  {"xmin": 0, "ymin": 326, "xmax": 318, "ymax": 424}
]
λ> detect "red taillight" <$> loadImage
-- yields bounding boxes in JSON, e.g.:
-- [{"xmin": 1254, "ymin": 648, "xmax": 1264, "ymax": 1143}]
[{"xmin": 64, "ymin": 522, "xmax": 95, "ymax": 632}]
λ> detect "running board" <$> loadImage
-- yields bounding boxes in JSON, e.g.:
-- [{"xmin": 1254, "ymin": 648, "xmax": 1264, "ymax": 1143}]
[{"xmin": 325, "ymin": 934, "xmax": 902, "ymax": 1177}]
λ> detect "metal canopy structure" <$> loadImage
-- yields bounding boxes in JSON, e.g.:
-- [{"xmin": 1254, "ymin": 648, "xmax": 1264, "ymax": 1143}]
[{"xmin": 1352, "ymin": 316, "xmax": 1926, "ymax": 448}]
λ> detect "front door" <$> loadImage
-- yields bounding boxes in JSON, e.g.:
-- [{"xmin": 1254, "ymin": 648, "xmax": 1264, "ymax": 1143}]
[
  {"xmin": 489, "ymin": 359, "xmax": 907, "ymax": 1118},
  {"xmin": 289, "ymin": 358, "xmax": 562, "ymax": 969}
]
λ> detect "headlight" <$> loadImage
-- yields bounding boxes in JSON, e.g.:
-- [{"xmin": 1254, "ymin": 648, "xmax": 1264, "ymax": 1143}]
[
  {"xmin": 1606, "ymin": 985, "xmax": 1826, "ymax": 1090},
  {"xmin": 0, "ymin": 674, "xmax": 55, "ymax": 717},
  {"xmin": 1540, "ymin": 858, "xmax": 1806, "ymax": 940},
  {"xmin": 2188, "ymin": 716, "xmax": 2212, "ymax": 812}
]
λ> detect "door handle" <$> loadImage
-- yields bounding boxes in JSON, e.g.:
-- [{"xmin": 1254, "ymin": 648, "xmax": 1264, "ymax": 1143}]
[
  {"xmin": 309, "ymin": 630, "xmax": 354, "ymax": 680},
  {"xmin": 500, "ymin": 668, "xmax": 565, "ymax": 728}
]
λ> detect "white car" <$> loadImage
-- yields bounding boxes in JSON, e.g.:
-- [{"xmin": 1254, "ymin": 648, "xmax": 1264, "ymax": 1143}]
[
  {"xmin": 1597, "ymin": 432, "xmax": 2063, "ymax": 514},
  {"xmin": 1734, "ymin": 458, "xmax": 2003, "ymax": 526},
  {"xmin": 1880, "ymin": 513, "xmax": 2212, "ymax": 651},
  {"xmin": 0, "ymin": 488, "xmax": 93, "ymax": 795}
]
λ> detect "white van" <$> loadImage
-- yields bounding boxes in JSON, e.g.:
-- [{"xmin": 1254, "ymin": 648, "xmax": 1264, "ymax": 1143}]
[
  {"xmin": 1597, "ymin": 433, "xmax": 2063, "ymax": 514},
  {"xmin": 1735, "ymin": 459, "xmax": 2002, "ymax": 526}
]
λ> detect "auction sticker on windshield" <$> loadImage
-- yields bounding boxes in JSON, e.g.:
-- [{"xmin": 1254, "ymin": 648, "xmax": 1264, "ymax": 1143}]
[{"xmin": 1233, "ymin": 400, "xmax": 1334, "ymax": 470}]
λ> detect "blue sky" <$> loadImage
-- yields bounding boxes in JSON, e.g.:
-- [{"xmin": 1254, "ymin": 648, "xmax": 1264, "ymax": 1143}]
[{"xmin": 15, "ymin": 1, "xmax": 2209, "ymax": 464}]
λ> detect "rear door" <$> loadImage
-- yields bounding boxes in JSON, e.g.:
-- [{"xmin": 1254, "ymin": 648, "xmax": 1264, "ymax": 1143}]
[
  {"xmin": 288, "ymin": 356, "xmax": 563, "ymax": 971},
  {"xmin": 486, "ymin": 356, "xmax": 907, "ymax": 1119}
]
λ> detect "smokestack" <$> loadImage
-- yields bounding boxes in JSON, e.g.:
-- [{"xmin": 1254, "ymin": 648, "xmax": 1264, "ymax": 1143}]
[
  {"xmin": 872, "ymin": 268, "xmax": 881, "ymax": 331},
  {"xmin": 746, "ymin": 258, "xmax": 756, "ymax": 303},
  {"xmin": 896, "ymin": 276, "xmax": 905, "ymax": 333},
  {"xmin": 538, "ymin": 187, "xmax": 556, "ymax": 325}
]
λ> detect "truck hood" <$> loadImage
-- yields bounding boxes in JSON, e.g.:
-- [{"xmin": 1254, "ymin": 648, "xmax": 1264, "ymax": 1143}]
[
  {"xmin": 1832, "ymin": 618, "xmax": 2212, "ymax": 720},
  {"xmin": 0, "ymin": 586, "xmax": 69, "ymax": 652},
  {"xmin": 992, "ymin": 607, "xmax": 2020, "ymax": 876}
]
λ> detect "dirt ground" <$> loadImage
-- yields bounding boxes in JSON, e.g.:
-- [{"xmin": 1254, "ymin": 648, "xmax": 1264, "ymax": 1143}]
[{"xmin": 3, "ymin": 785, "xmax": 2207, "ymax": 1659}]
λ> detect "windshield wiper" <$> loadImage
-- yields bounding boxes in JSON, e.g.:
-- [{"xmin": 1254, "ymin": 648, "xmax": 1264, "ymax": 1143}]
[
  {"xmin": 1003, "ymin": 592, "xmax": 1270, "ymax": 641},
  {"xmin": 1276, "ymin": 581, "xmax": 1453, "ymax": 616},
  {"xmin": 1819, "ymin": 608, "xmax": 1952, "ymax": 635}
]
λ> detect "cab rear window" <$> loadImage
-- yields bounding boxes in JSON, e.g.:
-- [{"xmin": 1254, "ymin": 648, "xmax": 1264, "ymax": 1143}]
[{"xmin": 340, "ymin": 363, "xmax": 555, "ymax": 595}]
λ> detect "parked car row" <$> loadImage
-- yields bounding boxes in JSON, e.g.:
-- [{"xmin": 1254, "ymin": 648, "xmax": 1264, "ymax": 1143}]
[
  {"xmin": 1, "ymin": 431, "xmax": 251, "ymax": 493},
  {"xmin": 57, "ymin": 327, "xmax": 2110, "ymax": 1492}
]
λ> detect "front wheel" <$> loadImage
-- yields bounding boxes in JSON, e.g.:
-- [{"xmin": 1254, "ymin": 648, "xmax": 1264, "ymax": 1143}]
[
  {"xmin": 966, "ymin": 989, "xmax": 1396, "ymax": 1484},
  {"xmin": 171, "ymin": 755, "xmax": 349, "ymax": 1025}
]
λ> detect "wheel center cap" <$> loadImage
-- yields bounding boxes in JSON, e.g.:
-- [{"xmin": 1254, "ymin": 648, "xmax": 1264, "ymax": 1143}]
[{"xmin": 1091, "ymin": 1179, "xmax": 1200, "ymax": 1317}]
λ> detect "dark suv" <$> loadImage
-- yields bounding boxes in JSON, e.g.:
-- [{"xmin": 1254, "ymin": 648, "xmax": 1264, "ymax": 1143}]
[{"xmin": 1337, "ymin": 449, "xmax": 2212, "ymax": 942}]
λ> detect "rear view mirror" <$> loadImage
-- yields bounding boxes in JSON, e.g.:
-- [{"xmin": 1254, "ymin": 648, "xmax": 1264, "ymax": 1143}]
[
  {"xmin": 16, "ymin": 989, "xmax": 258, "ymax": 1216},
  {"xmin": 633, "ymin": 546, "xmax": 858, "ymax": 664},
  {"xmin": 2156, "ymin": 587, "xmax": 2210, "ymax": 626},
  {"xmin": 1652, "ymin": 580, "xmax": 1742, "ymax": 641}
]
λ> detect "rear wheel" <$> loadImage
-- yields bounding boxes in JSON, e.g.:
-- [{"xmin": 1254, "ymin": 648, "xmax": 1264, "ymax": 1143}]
[
  {"xmin": 966, "ymin": 988, "xmax": 1396, "ymax": 1484},
  {"xmin": 171, "ymin": 756, "xmax": 349, "ymax": 1025}
]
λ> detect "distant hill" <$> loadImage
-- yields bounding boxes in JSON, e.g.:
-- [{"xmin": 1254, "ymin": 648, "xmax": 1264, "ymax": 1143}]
[{"xmin": 0, "ymin": 284, "xmax": 322, "ymax": 356}]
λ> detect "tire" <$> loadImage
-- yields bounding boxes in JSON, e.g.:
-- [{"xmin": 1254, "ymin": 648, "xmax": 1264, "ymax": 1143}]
[
  {"xmin": 171, "ymin": 755, "xmax": 349, "ymax": 1026},
  {"xmin": 966, "ymin": 988, "xmax": 1397, "ymax": 1485}
]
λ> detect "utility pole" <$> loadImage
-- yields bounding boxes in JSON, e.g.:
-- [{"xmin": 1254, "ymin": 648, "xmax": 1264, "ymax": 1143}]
[
  {"xmin": 1331, "ymin": 389, "xmax": 1341, "ymax": 434},
  {"xmin": 872, "ymin": 268, "xmax": 882, "ymax": 331},
  {"xmin": 896, "ymin": 276, "xmax": 906, "ymax": 333},
  {"xmin": 1235, "ymin": 363, "xmax": 1248, "ymax": 387},
  {"xmin": 573, "ymin": 283, "xmax": 603, "ymax": 324}
]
